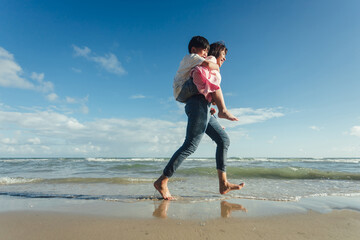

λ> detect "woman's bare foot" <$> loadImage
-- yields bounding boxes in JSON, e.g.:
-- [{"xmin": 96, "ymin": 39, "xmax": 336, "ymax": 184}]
[
  {"xmin": 218, "ymin": 110, "xmax": 239, "ymax": 121},
  {"xmin": 154, "ymin": 175, "xmax": 175, "ymax": 200},
  {"xmin": 219, "ymin": 182, "xmax": 245, "ymax": 195},
  {"xmin": 217, "ymin": 170, "xmax": 244, "ymax": 195}
]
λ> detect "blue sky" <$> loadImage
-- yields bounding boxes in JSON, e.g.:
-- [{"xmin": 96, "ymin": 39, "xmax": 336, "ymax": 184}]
[{"xmin": 1, "ymin": 0, "xmax": 360, "ymax": 158}]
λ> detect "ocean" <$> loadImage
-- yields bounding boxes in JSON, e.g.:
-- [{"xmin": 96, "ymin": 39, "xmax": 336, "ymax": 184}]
[{"xmin": 1, "ymin": 157, "xmax": 360, "ymax": 204}]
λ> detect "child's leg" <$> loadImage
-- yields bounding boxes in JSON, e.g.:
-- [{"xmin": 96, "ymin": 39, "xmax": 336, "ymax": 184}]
[
  {"xmin": 211, "ymin": 89, "xmax": 239, "ymax": 121},
  {"xmin": 176, "ymin": 78, "xmax": 199, "ymax": 103}
]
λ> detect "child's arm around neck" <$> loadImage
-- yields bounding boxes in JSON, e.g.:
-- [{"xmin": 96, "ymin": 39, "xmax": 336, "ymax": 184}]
[{"xmin": 200, "ymin": 56, "xmax": 220, "ymax": 72}]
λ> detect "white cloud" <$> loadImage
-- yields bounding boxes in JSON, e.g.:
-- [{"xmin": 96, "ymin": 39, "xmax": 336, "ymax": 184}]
[
  {"xmin": 0, "ymin": 109, "xmax": 186, "ymax": 156},
  {"xmin": 310, "ymin": 126, "xmax": 320, "ymax": 131},
  {"xmin": 268, "ymin": 136, "xmax": 277, "ymax": 144},
  {"xmin": 64, "ymin": 96, "xmax": 89, "ymax": 114},
  {"xmin": 47, "ymin": 93, "xmax": 59, "ymax": 102},
  {"xmin": 73, "ymin": 45, "xmax": 91, "ymax": 57},
  {"xmin": 28, "ymin": 137, "xmax": 41, "ymax": 145},
  {"xmin": 0, "ymin": 47, "xmax": 34, "ymax": 89},
  {"xmin": 331, "ymin": 145, "xmax": 360, "ymax": 156},
  {"xmin": 66, "ymin": 95, "xmax": 88, "ymax": 104},
  {"xmin": 73, "ymin": 143, "xmax": 101, "ymax": 154},
  {"xmin": 0, "ymin": 102, "xmax": 12, "ymax": 110},
  {"xmin": 0, "ymin": 110, "xmax": 85, "ymax": 131},
  {"xmin": 72, "ymin": 45, "xmax": 126, "ymax": 76},
  {"xmin": 31, "ymin": 72, "xmax": 53, "ymax": 92},
  {"xmin": 0, "ymin": 47, "xmax": 54, "ymax": 92},
  {"xmin": 66, "ymin": 96, "xmax": 76, "ymax": 103},
  {"xmin": 31, "ymin": 72, "xmax": 44, "ymax": 82},
  {"xmin": 350, "ymin": 126, "xmax": 360, "ymax": 137},
  {"xmin": 71, "ymin": 67, "xmax": 82, "ymax": 73},
  {"xmin": 81, "ymin": 105, "xmax": 89, "ymax": 114},
  {"xmin": 1, "ymin": 138, "xmax": 17, "ymax": 144},
  {"xmin": 0, "ymin": 106, "xmax": 283, "ymax": 157},
  {"xmin": 93, "ymin": 53, "xmax": 126, "ymax": 75},
  {"xmin": 218, "ymin": 107, "xmax": 284, "ymax": 128},
  {"xmin": 130, "ymin": 94, "xmax": 146, "ymax": 99}
]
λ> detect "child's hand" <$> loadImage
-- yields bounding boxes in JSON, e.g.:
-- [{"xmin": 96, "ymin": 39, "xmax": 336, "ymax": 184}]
[{"xmin": 210, "ymin": 108, "xmax": 216, "ymax": 115}]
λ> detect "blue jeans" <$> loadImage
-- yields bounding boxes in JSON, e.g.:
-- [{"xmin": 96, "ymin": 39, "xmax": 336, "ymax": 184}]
[
  {"xmin": 176, "ymin": 78, "xmax": 199, "ymax": 103},
  {"xmin": 163, "ymin": 94, "xmax": 230, "ymax": 177}
]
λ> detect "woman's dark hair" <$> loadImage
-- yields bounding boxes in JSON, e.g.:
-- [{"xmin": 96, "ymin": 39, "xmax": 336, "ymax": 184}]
[
  {"xmin": 208, "ymin": 41, "xmax": 228, "ymax": 58},
  {"xmin": 188, "ymin": 36, "xmax": 210, "ymax": 53}
]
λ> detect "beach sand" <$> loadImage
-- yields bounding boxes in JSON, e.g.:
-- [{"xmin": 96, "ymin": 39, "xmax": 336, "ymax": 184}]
[
  {"xmin": 1, "ymin": 195, "xmax": 360, "ymax": 240},
  {"xmin": 1, "ymin": 209, "xmax": 360, "ymax": 240}
]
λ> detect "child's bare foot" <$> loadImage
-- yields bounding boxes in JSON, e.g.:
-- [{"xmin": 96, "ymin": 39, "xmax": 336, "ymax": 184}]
[
  {"xmin": 219, "ymin": 182, "xmax": 245, "ymax": 195},
  {"xmin": 154, "ymin": 175, "xmax": 175, "ymax": 200},
  {"xmin": 218, "ymin": 110, "xmax": 239, "ymax": 121}
]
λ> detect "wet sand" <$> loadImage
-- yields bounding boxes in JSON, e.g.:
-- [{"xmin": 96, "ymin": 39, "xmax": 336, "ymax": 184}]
[
  {"xmin": 1, "ymin": 209, "xmax": 360, "ymax": 240},
  {"xmin": 1, "ymin": 195, "xmax": 360, "ymax": 240}
]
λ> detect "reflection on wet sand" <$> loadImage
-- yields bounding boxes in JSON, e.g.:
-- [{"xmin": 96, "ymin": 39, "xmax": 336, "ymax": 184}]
[
  {"xmin": 220, "ymin": 201, "xmax": 247, "ymax": 218},
  {"xmin": 152, "ymin": 200, "xmax": 170, "ymax": 218},
  {"xmin": 152, "ymin": 200, "xmax": 247, "ymax": 219}
]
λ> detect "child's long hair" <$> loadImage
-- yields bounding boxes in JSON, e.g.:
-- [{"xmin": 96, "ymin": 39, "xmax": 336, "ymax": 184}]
[{"xmin": 208, "ymin": 42, "xmax": 228, "ymax": 58}]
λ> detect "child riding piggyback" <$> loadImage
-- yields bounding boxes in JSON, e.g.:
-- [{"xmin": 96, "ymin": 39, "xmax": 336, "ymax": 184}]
[
  {"xmin": 173, "ymin": 36, "xmax": 238, "ymax": 121},
  {"xmin": 173, "ymin": 36, "xmax": 218, "ymax": 102}
]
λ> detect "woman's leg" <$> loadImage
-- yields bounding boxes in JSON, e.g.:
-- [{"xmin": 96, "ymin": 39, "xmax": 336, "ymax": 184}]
[
  {"xmin": 210, "ymin": 88, "xmax": 238, "ymax": 121},
  {"xmin": 154, "ymin": 95, "xmax": 210, "ymax": 200},
  {"xmin": 163, "ymin": 95, "xmax": 210, "ymax": 177},
  {"xmin": 205, "ymin": 116, "xmax": 245, "ymax": 194},
  {"xmin": 205, "ymin": 116, "xmax": 229, "ymax": 172}
]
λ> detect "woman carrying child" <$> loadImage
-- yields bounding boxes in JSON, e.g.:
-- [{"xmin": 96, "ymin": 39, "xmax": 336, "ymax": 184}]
[{"xmin": 154, "ymin": 37, "xmax": 244, "ymax": 200}]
